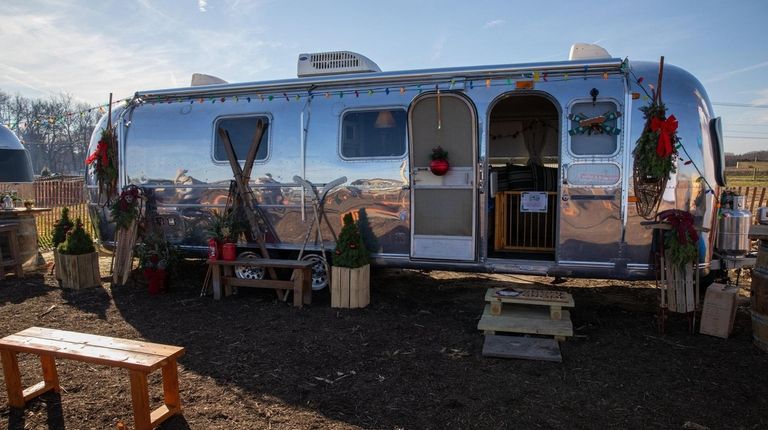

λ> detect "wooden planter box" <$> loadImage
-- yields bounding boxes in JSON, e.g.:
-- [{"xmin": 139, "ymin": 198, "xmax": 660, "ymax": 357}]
[
  {"xmin": 56, "ymin": 250, "xmax": 101, "ymax": 289},
  {"xmin": 331, "ymin": 264, "xmax": 370, "ymax": 308}
]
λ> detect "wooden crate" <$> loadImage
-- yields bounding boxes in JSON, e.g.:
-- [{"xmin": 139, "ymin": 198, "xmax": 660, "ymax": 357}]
[
  {"xmin": 57, "ymin": 251, "xmax": 101, "ymax": 289},
  {"xmin": 331, "ymin": 264, "xmax": 370, "ymax": 308}
]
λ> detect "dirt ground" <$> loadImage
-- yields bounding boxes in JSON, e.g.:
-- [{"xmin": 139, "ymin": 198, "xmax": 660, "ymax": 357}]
[{"xmin": 0, "ymin": 252, "xmax": 766, "ymax": 430}]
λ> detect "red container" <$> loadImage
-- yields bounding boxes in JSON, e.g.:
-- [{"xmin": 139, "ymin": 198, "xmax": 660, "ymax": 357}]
[
  {"xmin": 144, "ymin": 268, "xmax": 166, "ymax": 295},
  {"xmin": 208, "ymin": 238, "xmax": 219, "ymax": 260},
  {"xmin": 429, "ymin": 159, "xmax": 450, "ymax": 176},
  {"xmin": 221, "ymin": 242, "xmax": 237, "ymax": 261}
]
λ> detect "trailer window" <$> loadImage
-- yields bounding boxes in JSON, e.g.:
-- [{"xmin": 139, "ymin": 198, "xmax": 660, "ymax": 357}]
[
  {"xmin": 213, "ymin": 116, "xmax": 269, "ymax": 162},
  {"xmin": 341, "ymin": 109, "xmax": 407, "ymax": 159},
  {"xmin": 568, "ymin": 101, "xmax": 620, "ymax": 156}
]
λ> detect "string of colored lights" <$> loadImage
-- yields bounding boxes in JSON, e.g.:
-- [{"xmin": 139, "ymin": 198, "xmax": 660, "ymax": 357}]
[{"xmin": 2, "ymin": 97, "xmax": 131, "ymax": 130}]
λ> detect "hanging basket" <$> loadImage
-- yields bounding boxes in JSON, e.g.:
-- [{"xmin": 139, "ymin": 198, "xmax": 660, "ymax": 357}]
[{"xmin": 633, "ymin": 154, "xmax": 667, "ymax": 220}]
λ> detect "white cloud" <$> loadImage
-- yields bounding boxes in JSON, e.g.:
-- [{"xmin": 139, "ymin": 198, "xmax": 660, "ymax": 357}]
[
  {"xmin": 752, "ymin": 88, "xmax": 768, "ymax": 106},
  {"xmin": 430, "ymin": 35, "xmax": 447, "ymax": 62},
  {"xmin": 483, "ymin": 19, "xmax": 505, "ymax": 29},
  {"xmin": 704, "ymin": 60, "xmax": 768, "ymax": 84},
  {"xmin": 199, "ymin": 0, "xmax": 208, "ymax": 12}
]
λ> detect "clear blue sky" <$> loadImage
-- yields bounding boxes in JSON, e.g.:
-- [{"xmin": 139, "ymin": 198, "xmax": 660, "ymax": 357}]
[{"xmin": 1, "ymin": 0, "xmax": 766, "ymax": 153}]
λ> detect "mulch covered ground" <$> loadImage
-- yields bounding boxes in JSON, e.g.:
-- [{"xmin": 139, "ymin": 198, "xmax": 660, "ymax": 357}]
[{"xmin": 0, "ymin": 253, "xmax": 766, "ymax": 430}]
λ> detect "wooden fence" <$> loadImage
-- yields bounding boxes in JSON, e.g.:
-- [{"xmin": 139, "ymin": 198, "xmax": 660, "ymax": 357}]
[
  {"xmin": 33, "ymin": 176, "xmax": 92, "ymax": 250},
  {"xmin": 726, "ymin": 186, "xmax": 767, "ymax": 222}
]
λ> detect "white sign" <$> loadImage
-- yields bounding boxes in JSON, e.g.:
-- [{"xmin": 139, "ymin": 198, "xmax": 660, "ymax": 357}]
[{"xmin": 521, "ymin": 192, "xmax": 548, "ymax": 213}]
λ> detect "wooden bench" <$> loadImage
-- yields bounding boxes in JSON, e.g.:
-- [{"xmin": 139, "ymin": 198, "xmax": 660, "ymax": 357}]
[
  {"xmin": 0, "ymin": 327, "xmax": 185, "ymax": 430},
  {"xmin": 207, "ymin": 258, "xmax": 313, "ymax": 307}
]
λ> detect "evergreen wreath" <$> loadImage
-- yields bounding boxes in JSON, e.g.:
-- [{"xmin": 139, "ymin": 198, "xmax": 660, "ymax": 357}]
[
  {"xmin": 110, "ymin": 185, "xmax": 142, "ymax": 230},
  {"xmin": 86, "ymin": 127, "xmax": 118, "ymax": 201},
  {"xmin": 333, "ymin": 213, "xmax": 370, "ymax": 268},
  {"xmin": 658, "ymin": 209, "xmax": 698, "ymax": 268}
]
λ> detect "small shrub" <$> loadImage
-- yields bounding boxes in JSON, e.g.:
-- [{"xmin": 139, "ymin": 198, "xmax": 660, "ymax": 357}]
[
  {"xmin": 58, "ymin": 218, "xmax": 95, "ymax": 255},
  {"xmin": 333, "ymin": 213, "xmax": 369, "ymax": 268},
  {"xmin": 51, "ymin": 207, "xmax": 74, "ymax": 248}
]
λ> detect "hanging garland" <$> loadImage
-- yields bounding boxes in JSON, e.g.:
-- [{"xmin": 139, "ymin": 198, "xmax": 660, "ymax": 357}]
[
  {"xmin": 632, "ymin": 56, "xmax": 679, "ymax": 219},
  {"xmin": 86, "ymin": 126, "xmax": 118, "ymax": 201}
]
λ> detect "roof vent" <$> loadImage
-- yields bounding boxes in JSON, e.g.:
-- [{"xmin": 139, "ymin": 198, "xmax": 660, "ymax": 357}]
[
  {"xmin": 569, "ymin": 43, "xmax": 612, "ymax": 61},
  {"xmin": 297, "ymin": 51, "xmax": 381, "ymax": 77}
]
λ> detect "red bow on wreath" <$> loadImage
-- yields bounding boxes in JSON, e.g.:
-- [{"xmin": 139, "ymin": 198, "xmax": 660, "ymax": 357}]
[
  {"xmin": 85, "ymin": 139, "xmax": 109, "ymax": 165},
  {"xmin": 650, "ymin": 115, "xmax": 678, "ymax": 158}
]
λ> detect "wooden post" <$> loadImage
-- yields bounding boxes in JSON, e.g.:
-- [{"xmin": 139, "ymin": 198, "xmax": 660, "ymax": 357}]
[
  {"xmin": 0, "ymin": 350, "xmax": 24, "ymax": 408},
  {"xmin": 129, "ymin": 370, "xmax": 152, "ymax": 430},
  {"xmin": 40, "ymin": 355, "xmax": 60, "ymax": 393},
  {"xmin": 161, "ymin": 359, "xmax": 181, "ymax": 411}
]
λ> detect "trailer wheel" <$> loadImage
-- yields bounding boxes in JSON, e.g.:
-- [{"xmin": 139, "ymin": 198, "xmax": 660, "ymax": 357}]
[
  {"xmin": 234, "ymin": 251, "xmax": 265, "ymax": 280},
  {"xmin": 301, "ymin": 254, "xmax": 330, "ymax": 291}
]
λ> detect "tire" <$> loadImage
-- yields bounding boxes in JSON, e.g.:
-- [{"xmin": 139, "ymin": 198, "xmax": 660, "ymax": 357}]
[
  {"xmin": 301, "ymin": 254, "xmax": 330, "ymax": 291},
  {"xmin": 234, "ymin": 251, "xmax": 265, "ymax": 280}
]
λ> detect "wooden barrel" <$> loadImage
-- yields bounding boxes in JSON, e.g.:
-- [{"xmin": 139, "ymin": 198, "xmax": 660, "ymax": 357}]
[
  {"xmin": 0, "ymin": 215, "xmax": 44, "ymax": 269},
  {"xmin": 753, "ymin": 237, "xmax": 768, "ymax": 352}
]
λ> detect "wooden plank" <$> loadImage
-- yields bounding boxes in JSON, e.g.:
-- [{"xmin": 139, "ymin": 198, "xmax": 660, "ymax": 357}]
[
  {"xmin": 18, "ymin": 327, "xmax": 184, "ymax": 358},
  {"xmin": 0, "ymin": 350, "xmax": 25, "ymax": 408},
  {"xmin": 341, "ymin": 268, "xmax": 350, "ymax": 308},
  {"xmin": 482, "ymin": 335, "xmax": 562, "ymax": 362},
  {"xmin": 161, "ymin": 359, "xmax": 181, "ymax": 411},
  {"xmin": 22, "ymin": 381, "xmax": 55, "ymax": 402},
  {"xmin": 40, "ymin": 354, "xmax": 59, "ymax": 392},
  {"xmin": 292, "ymin": 268, "xmax": 304, "ymax": 307},
  {"xmin": 129, "ymin": 370, "xmax": 152, "ymax": 430},
  {"xmin": 207, "ymin": 258, "xmax": 314, "ymax": 269},
  {"xmin": 149, "ymin": 405, "xmax": 175, "ymax": 427},
  {"xmin": 212, "ymin": 264, "xmax": 222, "ymax": 300},
  {"xmin": 0, "ymin": 335, "xmax": 165, "ymax": 370},
  {"xmin": 223, "ymin": 277, "xmax": 294, "ymax": 290},
  {"xmin": 485, "ymin": 287, "xmax": 574, "ymax": 307},
  {"xmin": 477, "ymin": 305, "xmax": 573, "ymax": 337},
  {"xmin": 331, "ymin": 266, "xmax": 341, "ymax": 308},
  {"xmin": 360, "ymin": 264, "xmax": 370, "ymax": 307}
]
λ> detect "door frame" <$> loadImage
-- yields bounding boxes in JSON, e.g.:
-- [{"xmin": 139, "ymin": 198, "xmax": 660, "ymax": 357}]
[{"xmin": 407, "ymin": 91, "xmax": 479, "ymax": 261}]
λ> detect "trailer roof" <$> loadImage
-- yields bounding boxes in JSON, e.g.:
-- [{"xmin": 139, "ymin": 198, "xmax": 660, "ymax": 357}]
[{"xmin": 136, "ymin": 58, "xmax": 626, "ymax": 100}]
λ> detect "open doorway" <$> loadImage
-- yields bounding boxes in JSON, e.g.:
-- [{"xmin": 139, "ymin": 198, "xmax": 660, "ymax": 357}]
[{"xmin": 487, "ymin": 94, "xmax": 559, "ymax": 260}]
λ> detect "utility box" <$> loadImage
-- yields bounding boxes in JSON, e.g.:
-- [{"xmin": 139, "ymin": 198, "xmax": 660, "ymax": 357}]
[{"xmin": 699, "ymin": 283, "xmax": 738, "ymax": 339}]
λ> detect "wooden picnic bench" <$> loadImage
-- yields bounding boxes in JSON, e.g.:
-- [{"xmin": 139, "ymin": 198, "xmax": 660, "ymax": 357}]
[
  {"xmin": 207, "ymin": 258, "xmax": 313, "ymax": 307},
  {"xmin": 0, "ymin": 327, "xmax": 185, "ymax": 430}
]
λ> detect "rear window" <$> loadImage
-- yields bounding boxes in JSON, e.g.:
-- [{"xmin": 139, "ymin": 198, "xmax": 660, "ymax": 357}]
[
  {"xmin": 341, "ymin": 109, "xmax": 407, "ymax": 159},
  {"xmin": 213, "ymin": 116, "xmax": 269, "ymax": 162}
]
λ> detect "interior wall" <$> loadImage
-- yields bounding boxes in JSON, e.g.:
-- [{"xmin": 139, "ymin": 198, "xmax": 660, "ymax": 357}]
[{"xmin": 488, "ymin": 95, "xmax": 559, "ymax": 162}]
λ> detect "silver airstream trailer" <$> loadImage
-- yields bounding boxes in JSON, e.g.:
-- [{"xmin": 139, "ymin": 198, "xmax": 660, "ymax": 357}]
[
  {"xmin": 86, "ymin": 44, "xmax": 727, "ymax": 287},
  {"xmin": 0, "ymin": 124, "xmax": 34, "ymax": 183}
]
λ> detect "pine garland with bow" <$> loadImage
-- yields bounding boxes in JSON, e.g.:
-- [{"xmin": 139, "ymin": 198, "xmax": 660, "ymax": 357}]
[
  {"xmin": 86, "ymin": 127, "xmax": 118, "ymax": 201},
  {"xmin": 658, "ymin": 209, "xmax": 698, "ymax": 268}
]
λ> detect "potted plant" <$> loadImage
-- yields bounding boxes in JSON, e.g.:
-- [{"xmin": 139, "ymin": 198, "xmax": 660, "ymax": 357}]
[
  {"xmin": 135, "ymin": 234, "xmax": 179, "ymax": 295},
  {"xmin": 205, "ymin": 208, "xmax": 245, "ymax": 261},
  {"xmin": 52, "ymin": 207, "xmax": 75, "ymax": 281},
  {"xmin": 429, "ymin": 146, "xmax": 450, "ymax": 176},
  {"xmin": 330, "ymin": 213, "xmax": 370, "ymax": 308},
  {"xmin": 57, "ymin": 218, "xmax": 100, "ymax": 289}
]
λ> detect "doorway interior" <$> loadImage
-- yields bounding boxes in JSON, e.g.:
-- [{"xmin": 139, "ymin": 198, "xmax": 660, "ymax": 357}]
[{"xmin": 487, "ymin": 94, "xmax": 559, "ymax": 261}]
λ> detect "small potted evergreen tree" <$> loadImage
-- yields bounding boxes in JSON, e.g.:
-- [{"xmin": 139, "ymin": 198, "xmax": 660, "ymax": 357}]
[
  {"xmin": 331, "ymin": 213, "xmax": 370, "ymax": 308},
  {"xmin": 57, "ymin": 218, "xmax": 101, "ymax": 289},
  {"xmin": 52, "ymin": 207, "xmax": 75, "ymax": 281}
]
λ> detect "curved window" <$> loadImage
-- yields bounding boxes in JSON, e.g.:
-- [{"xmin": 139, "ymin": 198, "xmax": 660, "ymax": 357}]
[
  {"xmin": 341, "ymin": 109, "xmax": 407, "ymax": 159},
  {"xmin": 213, "ymin": 116, "xmax": 269, "ymax": 162}
]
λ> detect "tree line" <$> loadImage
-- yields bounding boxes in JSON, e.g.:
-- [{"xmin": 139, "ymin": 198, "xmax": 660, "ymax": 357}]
[{"xmin": 0, "ymin": 89, "xmax": 100, "ymax": 176}]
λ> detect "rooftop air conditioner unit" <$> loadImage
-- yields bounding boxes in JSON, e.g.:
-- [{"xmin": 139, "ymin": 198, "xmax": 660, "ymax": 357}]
[
  {"xmin": 568, "ymin": 43, "xmax": 612, "ymax": 61},
  {"xmin": 297, "ymin": 51, "xmax": 381, "ymax": 78}
]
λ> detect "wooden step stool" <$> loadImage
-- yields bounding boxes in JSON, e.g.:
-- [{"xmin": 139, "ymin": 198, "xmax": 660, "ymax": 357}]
[
  {"xmin": 0, "ymin": 223, "xmax": 23, "ymax": 280},
  {"xmin": 478, "ymin": 286, "xmax": 575, "ymax": 362}
]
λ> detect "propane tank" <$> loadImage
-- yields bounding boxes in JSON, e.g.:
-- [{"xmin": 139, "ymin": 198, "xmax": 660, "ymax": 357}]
[{"xmin": 717, "ymin": 194, "xmax": 752, "ymax": 256}]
